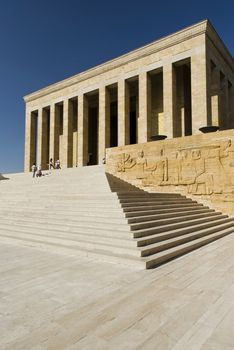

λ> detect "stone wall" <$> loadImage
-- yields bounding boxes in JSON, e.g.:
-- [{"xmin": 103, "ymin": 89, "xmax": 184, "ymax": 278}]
[{"xmin": 106, "ymin": 130, "xmax": 234, "ymax": 216}]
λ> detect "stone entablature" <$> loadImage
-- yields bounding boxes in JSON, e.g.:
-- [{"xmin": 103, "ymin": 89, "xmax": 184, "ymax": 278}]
[
  {"xmin": 24, "ymin": 20, "xmax": 234, "ymax": 173},
  {"xmin": 106, "ymin": 130, "xmax": 234, "ymax": 216},
  {"xmin": 24, "ymin": 20, "xmax": 233, "ymax": 103}
]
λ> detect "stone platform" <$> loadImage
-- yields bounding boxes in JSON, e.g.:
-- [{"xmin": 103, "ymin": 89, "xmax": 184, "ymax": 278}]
[{"xmin": 0, "ymin": 233, "xmax": 234, "ymax": 349}]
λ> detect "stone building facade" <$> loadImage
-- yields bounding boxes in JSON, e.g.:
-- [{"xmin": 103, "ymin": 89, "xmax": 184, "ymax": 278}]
[{"xmin": 24, "ymin": 20, "xmax": 234, "ymax": 172}]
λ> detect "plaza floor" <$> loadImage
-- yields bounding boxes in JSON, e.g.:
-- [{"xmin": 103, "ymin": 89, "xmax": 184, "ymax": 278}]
[{"xmin": 0, "ymin": 233, "xmax": 234, "ymax": 350}]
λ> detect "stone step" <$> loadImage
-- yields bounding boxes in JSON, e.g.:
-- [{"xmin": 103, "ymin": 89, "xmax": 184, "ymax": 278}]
[
  {"xmin": 120, "ymin": 198, "xmax": 194, "ymax": 204},
  {"xmin": 0, "ymin": 221, "xmax": 131, "ymax": 239},
  {"xmin": 117, "ymin": 193, "xmax": 185, "ymax": 198},
  {"xmin": 127, "ymin": 208, "xmax": 214, "ymax": 223},
  {"xmin": 0, "ymin": 193, "xmax": 118, "ymax": 199},
  {"xmin": 0, "ymin": 228, "xmax": 139, "ymax": 256},
  {"xmin": 132, "ymin": 215, "xmax": 229, "ymax": 238},
  {"xmin": 0, "ymin": 207, "xmax": 124, "ymax": 218},
  {"xmin": 140, "ymin": 225, "xmax": 234, "ymax": 257},
  {"xmin": 130, "ymin": 212, "xmax": 222, "ymax": 231},
  {"xmin": 0, "ymin": 212, "xmax": 127, "ymax": 224},
  {"xmin": 0, "ymin": 224, "xmax": 133, "ymax": 245},
  {"xmin": 136, "ymin": 218, "xmax": 234, "ymax": 246},
  {"xmin": 144, "ymin": 229, "xmax": 234, "ymax": 269},
  {"xmin": 0, "ymin": 231, "xmax": 144, "ymax": 269},
  {"xmin": 121, "ymin": 199, "xmax": 196, "ymax": 207},
  {"xmin": 123, "ymin": 202, "xmax": 204, "ymax": 212},
  {"xmin": 0, "ymin": 202, "xmax": 121, "ymax": 209},
  {"xmin": 0, "ymin": 216, "xmax": 131, "ymax": 232},
  {"xmin": 125, "ymin": 205, "xmax": 208, "ymax": 218},
  {"xmin": 0, "ymin": 197, "xmax": 118, "ymax": 204}
]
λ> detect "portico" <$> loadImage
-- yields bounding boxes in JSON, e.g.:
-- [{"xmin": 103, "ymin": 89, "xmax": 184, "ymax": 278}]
[{"xmin": 24, "ymin": 20, "xmax": 234, "ymax": 171}]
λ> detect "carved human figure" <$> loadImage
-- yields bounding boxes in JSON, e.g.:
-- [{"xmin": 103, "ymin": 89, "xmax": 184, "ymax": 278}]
[
  {"xmin": 178, "ymin": 150, "xmax": 196, "ymax": 185},
  {"xmin": 205, "ymin": 145, "xmax": 225, "ymax": 194},
  {"xmin": 219, "ymin": 139, "xmax": 234, "ymax": 187},
  {"xmin": 158, "ymin": 148, "xmax": 168, "ymax": 184},
  {"xmin": 135, "ymin": 150, "xmax": 147, "ymax": 178},
  {"xmin": 116, "ymin": 153, "xmax": 136, "ymax": 172},
  {"xmin": 148, "ymin": 148, "xmax": 168, "ymax": 185},
  {"xmin": 189, "ymin": 149, "xmax": 213, "ymax": 195}
]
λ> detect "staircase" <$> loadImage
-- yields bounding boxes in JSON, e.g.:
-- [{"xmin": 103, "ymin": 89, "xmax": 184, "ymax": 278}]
[{"xmin": 0, "ymin": 166, "xmax": 233, "ymax": 269}]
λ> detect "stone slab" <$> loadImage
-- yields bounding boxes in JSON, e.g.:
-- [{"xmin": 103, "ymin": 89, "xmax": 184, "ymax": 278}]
[{"xmin": 1, "ymin": 233, "xmax": 234, "ymax": 349}]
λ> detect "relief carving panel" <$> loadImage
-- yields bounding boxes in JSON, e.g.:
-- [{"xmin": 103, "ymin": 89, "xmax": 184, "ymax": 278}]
[{"xmin": 106, "ymin": 133, "xmax": 234, "ymax": 199}]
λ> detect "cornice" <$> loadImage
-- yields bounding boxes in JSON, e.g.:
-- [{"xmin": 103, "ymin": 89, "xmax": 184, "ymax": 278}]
[
  {"xmin": 24, "ymin": 19, "xmax": 232, "ymax": 103},
  {"xmin": 206, "ymin": 21, "xmax": 234, "ymax": 71}
]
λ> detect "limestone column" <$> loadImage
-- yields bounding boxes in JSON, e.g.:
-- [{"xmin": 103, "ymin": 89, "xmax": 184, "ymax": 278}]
[
  {"xmin": 24, "ymin": 108, "xmax": 37, "ymax": 172},
  {"xmin": 50, "ymin": 104, "xmax": 60, "ymax": 164},
  {"xmin": 210, "ymin": 66, "xmax": 220, "ymax": 126},
  {"xmin": 163, "ymin": 62, "xmax": 174, "ymax": 138},
  {"xmin": 37, "ymin": 108, "xmax": 47, "ymax": 169},
  {"xmin": 220, "ymin": 75, "xmax": 229, "ymax": 129},
  {"xmin": 98, "ymin": 86, "xmax": 110, "ymax": 164},
  {"xmin": 191, "ymin": 47, "xmax": 209, "ymax": 133},
  {"xmin": 63, "ymin": 99, "xmax": 73, "ymax": 168},
  {"xmin": 118, "ymin": 79, "xmax": 130, "ymax": 146},
  {"xmin": 77, "ymin": 94, "xmax": 89, "ymax": 166},
  {"xmin": 228, "ymin": 81, "xmax": 234, "ymax": 128},
  {"xmin": 138, "ymin": 72, "xmax": 151, "ymax": 143},
  {"xmin": 72, "ymin": 99, "xmax": 78, "ymax": 167}
]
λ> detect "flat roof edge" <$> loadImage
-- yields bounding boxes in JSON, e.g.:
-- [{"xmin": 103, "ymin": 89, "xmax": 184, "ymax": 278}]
[{"xmin": 23, "ymin": 19, "xmax": 233, "ymax": 103}]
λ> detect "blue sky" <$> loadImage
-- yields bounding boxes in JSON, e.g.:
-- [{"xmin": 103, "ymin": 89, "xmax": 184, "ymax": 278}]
[{"xmin": 0, "ymin": 0, "xmax": 233, "ymax": 173}]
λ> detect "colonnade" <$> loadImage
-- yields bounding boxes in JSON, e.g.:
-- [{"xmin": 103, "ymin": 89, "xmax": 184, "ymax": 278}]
[{"xmin": 24, "ymin": 54, "xmax": 233, "ymax": 172}]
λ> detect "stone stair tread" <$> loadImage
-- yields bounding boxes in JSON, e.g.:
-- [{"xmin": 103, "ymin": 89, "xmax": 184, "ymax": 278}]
[
  {"xmin": 120, "ymin": 198, "xmax": 195, "ymax": 204},
  {"xmin": 136, "ymin": 218, "xmax": 234, "ymax": 246},
  {"xmin": 117, "ymin": 191, "xmax": 184, "ymax": 196},
  {"xmin": 0, "ymin": 208, "xmax": 124, "ymax": 217},
  {"xmin": 0, "ymin": 221, "xmax": 132, "ymax": 237},
  {"xmin": 139, "ymin": 225, "xmax": 234, "ymax": 256},
  {"xmin": 0, "ymin": 228, "xmax": 138, "ymax": 254},
  {"xmin": 132, "ymin": 215, "xmax": 230, "ymax": 238},
  {"xmin": 0, "ymin": 212, "xmax": 127, "ymax": 224},
  {"xmin": 127, "ymin": 208, "xmax": 214, "ymax": 223},
  {"xmin": 125, "ymin": 205, "xmax": 208, "ymax": 217},
  {"xmin": 0, "ymin": 209, "xmax": 124, "ymax": 218},
  {"xmin": 143, "ymin": 229, "xmax": 234, "ymax": 269},
  {"xmin": 0, "ymin": 217, "xmax": 131, "ymax": 231},
  {"xmin": 122, "ymin": 201, "xmax": 198, "ymax": 208},
  {"xmin": 0, "ymin": 232, "xmax": 144, "ymax": 268},
  {"xmin": 130, "ymin": 212, "xmax": 223, "ymax": 230},
  {"xmin": 123, "ymin": 203, "xmax": 204, "ymax": 212},
  {"xmin": 0, "ymin": 224, "xmax": 133, "ymax": 242}
]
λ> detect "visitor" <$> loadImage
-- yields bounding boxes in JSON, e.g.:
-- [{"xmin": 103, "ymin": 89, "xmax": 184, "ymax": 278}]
[
  {"xmin": 49, "ymin": 158, "xmax": 54, "ymax": 170},
  {"xmin": 31, "ymin": 164, "xmax": 37, "ymax": 178},
  {"xmin": 36, "ymin": 165, "xmax": 42, "ymax": 177},
  {"xmin": 55, "ymin": 159, "xmax": 61, "ymax": 169}
]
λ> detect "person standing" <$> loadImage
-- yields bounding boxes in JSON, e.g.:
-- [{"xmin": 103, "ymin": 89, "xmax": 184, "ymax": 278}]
[
  {"xmin": 31, "ymin": 164, "xmax": 37, "ymax": 178},
  {"xmin": 36, "ymin": 165, "xmax": 42, "ymax": 177},
  {"xmin": 55, "ymin": 159, "xmax": 61, "ymax": 169},
  {"xmin": 49, "ymin": 158, "xmax": 54, "ymax": 170}
]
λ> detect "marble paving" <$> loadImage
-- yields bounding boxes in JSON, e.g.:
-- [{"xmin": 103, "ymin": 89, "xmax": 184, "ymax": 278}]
[{"xmin": 0, "ymin": 233, "xmax": 234, "ymax": 350}]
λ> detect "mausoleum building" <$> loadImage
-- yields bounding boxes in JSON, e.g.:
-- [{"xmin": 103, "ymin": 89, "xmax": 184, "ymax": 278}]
[{"xmin": 24, "ymin": 20, "xmax": 234, "ymax": 171}]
